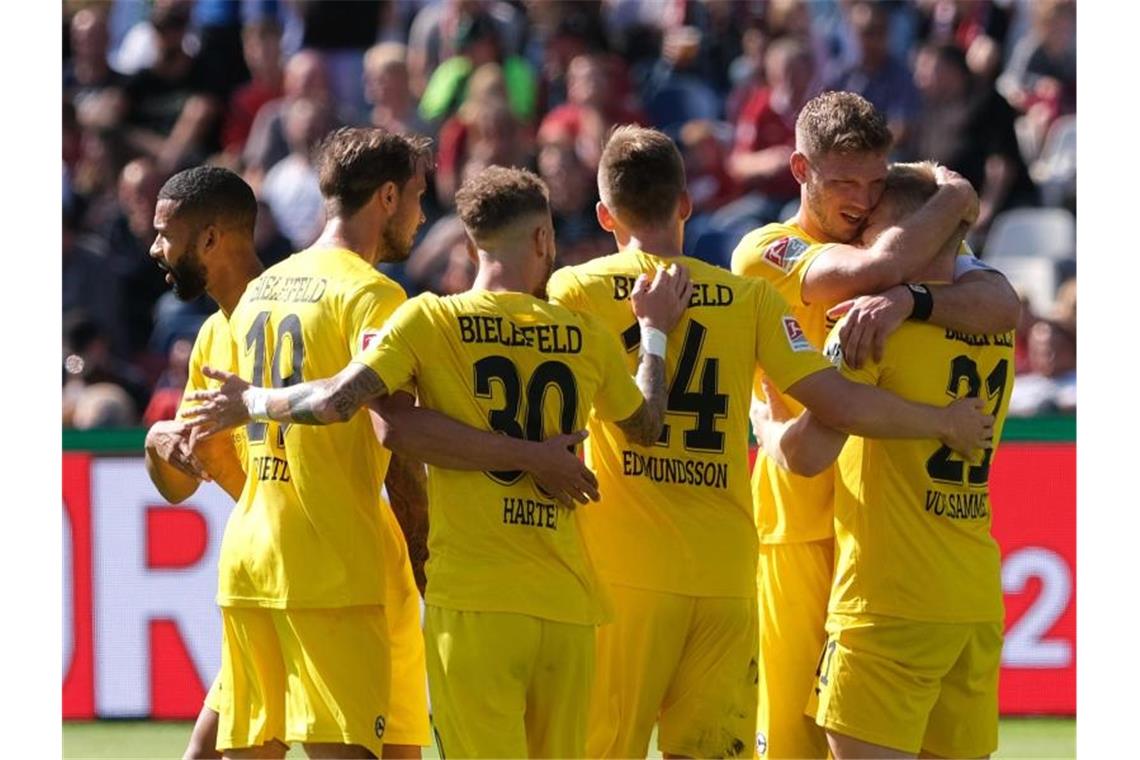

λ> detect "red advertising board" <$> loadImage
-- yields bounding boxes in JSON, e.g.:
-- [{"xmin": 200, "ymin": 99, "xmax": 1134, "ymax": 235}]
[{"xmin": 64, "ymin": 441, "xmax": 1074, "ymax": 718}]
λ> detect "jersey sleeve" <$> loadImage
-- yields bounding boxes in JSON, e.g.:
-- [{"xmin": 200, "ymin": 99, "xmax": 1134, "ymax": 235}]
[
  {"xmin": 730, "ymin": 225, "xmax": 832, "ymax": 307},
  {"xmin": 822, "ymin": 317, "xmax": 881, "ymax": 386},
  {"xmin": 546, "ymin": 265, "xmax": 588, "ymax": 312},
  {"xmin": 752, "ymin": 280, "xmax": 834, "ymax": 392},
  {"xmin": 175, "ymin": 329, "xmax": 211, "ymax": 421},
  {"xmin": 588, "ymin": 319, "xmax": 645, "ymax": 423},
  {"xmin": 953, "ymin": 245, "xmax": 1001, "ymax": 280},
  {"xmin": 352, "ymin": 295, "xmax": 432, "ymax": 396},
  {"xmin": 342, "ymin": 278, "xmax": 408, "ymax": 357}
]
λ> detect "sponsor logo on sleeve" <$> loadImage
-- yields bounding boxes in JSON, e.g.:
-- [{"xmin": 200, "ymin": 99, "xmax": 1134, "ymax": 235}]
[
  {"xmin": 762, "ymin": 236, "xmax": 810, "ymax": 272},
  {"xmin": 782, "ymin": 316, "xmax": 812, "ymax": 352}
]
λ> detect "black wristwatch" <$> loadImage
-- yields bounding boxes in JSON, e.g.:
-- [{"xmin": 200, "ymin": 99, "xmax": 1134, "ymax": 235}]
[{"xmin": 906, "ymin": 283, "xmax": 933, "ymax": 321}]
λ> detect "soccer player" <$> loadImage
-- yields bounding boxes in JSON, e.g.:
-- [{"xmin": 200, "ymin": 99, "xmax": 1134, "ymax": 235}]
[
  {"xmin": 730, "ymin": 92, "xmax": 1020, "ymax": 759},
  {"xmin": 542, "ymin": 125, "xmax": 993, "ymax": 760},
  {"xmin": 753, "ymin": 162, "xmax": 1013, "ymax": 759},
  {"xmin": 143, "ymin": 163, "xmax": 443, "ymax": 759},
  {"xmin": 184, "ymin": 165, "xmax": 694, "ymax": 757}
]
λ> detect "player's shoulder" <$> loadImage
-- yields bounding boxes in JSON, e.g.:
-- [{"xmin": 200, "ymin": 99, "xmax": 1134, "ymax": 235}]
[
  {"xmin": 731, "ymin": 221, "xmax": 819, "ymax": 277},
  {"xmin": 548, "ymin": 251, "xmax": 626, "ymax": 294}
]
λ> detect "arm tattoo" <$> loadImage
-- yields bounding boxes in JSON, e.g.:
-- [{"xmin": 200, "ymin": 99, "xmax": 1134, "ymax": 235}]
[
  {"xmin": 615, "ymin": 353, "xmax": 668, "ymax": 446},
  {"xmin": 272, "ymin": 367, "xmax": 388, "ymax": 425},
  {"xmin": 384, "ymin": 452, "xmax": 430, "ymax": 592}
]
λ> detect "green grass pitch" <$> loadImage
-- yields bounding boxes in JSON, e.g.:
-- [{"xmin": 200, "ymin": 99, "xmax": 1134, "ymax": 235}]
[{"xmin": 63, "ymin": 718, "xmax": 1075, "ymax": 759}]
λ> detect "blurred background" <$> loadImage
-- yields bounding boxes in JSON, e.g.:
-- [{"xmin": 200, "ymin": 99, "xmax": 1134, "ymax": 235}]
[{"xmin": 61, "ymin": 0, "xmax": 1075, "ymax": 755}]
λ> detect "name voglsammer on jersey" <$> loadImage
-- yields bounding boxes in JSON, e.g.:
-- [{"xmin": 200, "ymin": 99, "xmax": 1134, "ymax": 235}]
[
  {"xmin": 218, "ymin": 247, "xmax": 407, "ymax": 610},
  {"xmin": 353, "ymin": 290, "xmax": 647, "ymax": 626},
  {"xmin": 548, "ymin": 250, "xmax": 832, "ymax": 599}
]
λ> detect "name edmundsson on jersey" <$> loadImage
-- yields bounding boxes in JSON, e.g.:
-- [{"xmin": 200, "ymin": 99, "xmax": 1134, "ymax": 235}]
[
  {"xmin": 458, "ymin": 315, "xmax": 582, "ymax": 354},
  {"xmin": 246, "ymin": 275, "xmax": 328, "ymax": 303},
  {"xmin": 622, "ymin": 451, "xmax": 729, "ymax": 489}
]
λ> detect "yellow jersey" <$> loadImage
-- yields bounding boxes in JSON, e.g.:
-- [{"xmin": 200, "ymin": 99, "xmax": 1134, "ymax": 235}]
[
  {"xmin": 732, "ymin": 221, "xmax": 837, "ymax": 545},
  {"xmin": 548, "ymin": 251, "xmax": 832, "ymax": 598},
  {"xmin": 355, "ymin": 290, "xmax": 646, "ymax": 626},
  {"xmin": 177, "ymin": 310, "xmax": 248, "ymax": 480},
  {"xmin": 824, "ymin": 319, "xmax": 1014, "ymax": 623},
  {"xmin": 218, "ymin": 247, "xmax": 407, "ymax": 609}
]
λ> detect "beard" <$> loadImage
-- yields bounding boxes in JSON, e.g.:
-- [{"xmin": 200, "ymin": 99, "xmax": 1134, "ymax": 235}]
[
  {"xmin": 805, "ymin": 183, "xmax": 861, "ymax": 244},
  {"xmin": 532, "ymin": 253, "xmax": 555, "ymax": 299},
  {"xmin": 164, "ymin": 238, "xmax": 208, "ymax": 301},
  {"xmin": 378, "ymin": 223, "xmax": 413, "ymax": 264}
]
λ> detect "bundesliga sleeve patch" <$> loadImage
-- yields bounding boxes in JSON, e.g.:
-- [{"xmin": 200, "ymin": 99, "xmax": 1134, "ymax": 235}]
[
  {"xmin": 360, "ymin": 330, "xmax": 382, "ymax": 351},
  {"xmin": 782, "ymin": 316, "xmax": 812, "ymax": 352},
  {"xmin": 762, "ymin": 236, "xmax": 810, "ymax": 272}
]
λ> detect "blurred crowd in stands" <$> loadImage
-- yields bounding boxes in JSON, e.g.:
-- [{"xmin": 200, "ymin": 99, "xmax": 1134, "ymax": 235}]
[{"xmin": 62, "ymin": 0, "xmax": 1077, "ymax": 428}]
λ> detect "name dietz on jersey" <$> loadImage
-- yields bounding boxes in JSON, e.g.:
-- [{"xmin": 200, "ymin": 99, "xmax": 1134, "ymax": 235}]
[
  {"xmin": 622, "ymin": 450, "xmax": 729, "ymax": 489},
  {"xmin": 251, "ymin": 454, "xmax": 291, "ymax": 482},
  {"xmin": 924, "ymin": 488, "xmax": 990, "ymax": 520},
  {"xmin": 457, "ymin": 315, "xmax": 582, "ymax": 354},
  {"xmin": 611, "ymin": 276, "xmax": 734, "ymax": 307},
  {"xmin": 245, "ymin": 275, "xmax": 328, "ymax": 304}
]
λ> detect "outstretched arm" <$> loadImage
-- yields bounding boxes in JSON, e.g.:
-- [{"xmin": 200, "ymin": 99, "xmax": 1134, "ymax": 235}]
[
  {"xmin": 784, "ymin": 368, "xmax": 993, "ymax": 458},
  {"xmin": 182, "ymin": 362, "xmax": 390, "ymax": 434}
]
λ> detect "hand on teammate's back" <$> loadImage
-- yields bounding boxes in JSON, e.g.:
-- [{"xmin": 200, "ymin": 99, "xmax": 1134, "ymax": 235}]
[
  {"xmin": 940, "ymin": 397, "xmax": 994, "ymax": 460},
  {"xmin": 630, "ymin": 264, "xmax": 694, "ymax": 334},
  {"xmin": 529, "ymin": 429, "xmax": 600, "ymax": 508},
  {"xmin": 828, "ymin": 285, "xmax": 911, "ymax": 369},
  {"xmin": 182, "ymin": 366, "xmax": 254, "ymax": 436},
  {"xmin": 934, "ymin": 164, "xmax": 980, "ymax": 226}
]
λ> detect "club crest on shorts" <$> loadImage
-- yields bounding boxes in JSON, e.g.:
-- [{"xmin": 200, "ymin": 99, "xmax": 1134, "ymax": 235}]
[
  {"xmin": 374, "ymin": 715, "xmax": 386, "ymax": 738},
  {"xmin": 756, "ymin": 731, "xmax": 768, "ymax": 755},
  {"xmin": 782, "ymin": 316, "xmax": 812, "ymax": 352},
  {"xmin": 762, "ymin": 236, "xmax": 809, "ymax": 272}
]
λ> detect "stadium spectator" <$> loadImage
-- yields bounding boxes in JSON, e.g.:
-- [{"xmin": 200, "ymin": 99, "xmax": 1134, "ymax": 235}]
[
  {"xmin": 70, "ymin": 126, "xmax": 130, "ymax": 232},
  {"xmin": 915, "ymin": 0, "xmax": 1013, "ymax": 55},
  {"xmin": 418, "ymin": 11, "xmax": 538, "ymax": 126},
  {"xmin": 407, "ymin": 0, "xmax": 527, "ymax": 98},
  {"xmin": 539, "ymin": 53, "xmax": 646, "ymax": 173},
  {"xmin": 363, "ymin": 42, "xmax": 430, "ymax": 136},
  {"xmin": 70, "ymin": 383, "xmax": 139, "ymax": 429},
  {"xmin": 526, "ymin": 6, "xmax": 604, "ymax": 113},
  {"xmin": 252, "ymin": 199, "xmax": 295, "ymax": 268},
  {"xmin": 433, "ymin": 65, "xmax": 533, "ymax": 207},
  {"xmin": 536, "ymin": 125, "xmax": 609, "ymax": 266},
  {"xmin": 830, "ymin": 1, "xmax": 921, "ymax": 154},
  {"xmin": 294, "ymin": 0, "xmax": 384, "ymax": 115},
  {"xmin": 1009, "ymin": 317, "xmax": 1076, "ymax": 417},
  {"xmin": 63, "ymin": 313, "xmax": 149, "ymax": 420},
  {"xmin": 141, "ymin": 337, "xmax": 193, "ymax": 426},
  {"xmin": 680, "ymin": 118, "xmax": 740, "ymax": 215},
  {"xmin": 725, "ymin": 36, "xmax": 816, "ymax": 227},
  {"xmin": 726, "ymin": 26, "xmax": 767, "ymax": 124},
  {"xmin": 242, "ymin": 49, "xmax": 346, "ymax": 184},
  {"xmin": 911, "ymin": 42, "xmax": 1038, "ymax": 248},
  {"xmin": 63, "ymin": 203, "xmax": 126, "ymax": 358},
  {"xmin": 259, "ymin": 97, "xmax": 330, "ymax": 250},
  {"xmin": 998, "ymin": 0, "xmax": 1076, "ymax": 160},
  {"xmin": 219, "ymin": 17, "xmax": 284, "ymax": 158},
  {"xmin": 65, "ymin": 7, "xmax": 127, "ymax": 132},
  {"xmin": 121, "ymin": 0, "xmax": 223, "ymax": 174},
  {"xmin": 405, "ymin": 213, "xmax": 470, "ymax": 295}
]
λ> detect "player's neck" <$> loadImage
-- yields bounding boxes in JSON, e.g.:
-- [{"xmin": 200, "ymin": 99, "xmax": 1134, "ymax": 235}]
[
  {"xmin": 617, "ymin": 230, "xmax": 683, "ymax": 259},
  {"xmin": 793, "ymin": 208, "xmax": 828, "ymax": 242},
  {"xmin": 471, "ymin": 257, "xmax": 532, "ymax": 296},
  {"xmin": 209, "ymin": 247, "xmax": 264, "ymax": 315},
  {"xmin": 314, "ymin": 217, "xmax": 382, "ymax": 266}
]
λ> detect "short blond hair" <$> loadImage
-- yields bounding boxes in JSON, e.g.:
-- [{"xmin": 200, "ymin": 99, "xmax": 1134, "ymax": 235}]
[
  {"xmin": 880, "ymin": 161, "xmax": 939, "ymax": 217},
  {"xmin": 795, "ymin": 91, "xmax": 892, "ymax": 158}
]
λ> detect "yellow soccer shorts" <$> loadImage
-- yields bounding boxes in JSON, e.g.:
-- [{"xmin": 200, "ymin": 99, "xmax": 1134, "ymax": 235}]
[
  {"xmin": 588, "ymin": 584, "xmax": 759, "ymax": 759},
  {"xmin": 756, "ymin": 538, "xmax": 833, "ymax": 759},
  {"xmin": 807, "ymin": 612, "xmax": 1003, "ymax": 757},
  {"xmin": 384, "ymin": 523, "xmax": 431, "ymax": 748},
  {"xmin": 215, "ymin": 605, "xmax": 391, "ymax": 757},
  {"xmin": 424, "ymin": 605, "xmax": 594, "ymax": 758}
]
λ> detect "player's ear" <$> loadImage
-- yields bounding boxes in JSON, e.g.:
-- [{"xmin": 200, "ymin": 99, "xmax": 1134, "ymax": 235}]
[
  {"xmin": 201, "ymin": 223, "xmax": 219, "ymax": 254},
  {"xmin": 380, "ymin": 180, "xmax": 398, "ymax": 209},
  {"xmin": 677, "ymin": 191, "xmax": 693, "ymax": 222},
  {"xmin": 596, "ymin": 201, "xmax": 617, "ymax": 232},
  {"xmin": 790, "ymin": 151, "xmax": 810, "ymax": 185},
  {"xmin": 464, "ymin": 235, "xmax": 478, "ymax": 264}
]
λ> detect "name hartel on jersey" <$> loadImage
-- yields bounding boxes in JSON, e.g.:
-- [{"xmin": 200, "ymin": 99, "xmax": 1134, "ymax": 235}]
[
  {"xmin": 502, "ymin": 496, "xmax": 559, "ymax": 530},
  {"xmin": 924, "ymin": 488, "xmax": 989, "ymax": 520},
  {"xmin": 612, "ymin": 276, "xmax": 734, "ymax": 307},
  {"xmin": 458, "ymin": 315, "xmax": 582, "ymax": 354}
]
